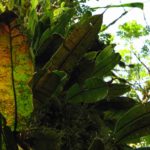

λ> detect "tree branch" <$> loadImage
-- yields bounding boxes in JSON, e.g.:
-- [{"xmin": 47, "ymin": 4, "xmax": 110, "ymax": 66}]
[
  {"xmin": 133, "ymin": 52, "xmax": 150, "ymax": 74},
  {"xmin": 101, "ymin": 11, "xmax": 128, "ymax": 31}
]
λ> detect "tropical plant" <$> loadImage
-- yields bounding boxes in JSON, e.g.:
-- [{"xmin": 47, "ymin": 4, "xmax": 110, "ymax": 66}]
[{"xmin": 1, "ymin": 0, "xmax": 150, "ymax": 150}]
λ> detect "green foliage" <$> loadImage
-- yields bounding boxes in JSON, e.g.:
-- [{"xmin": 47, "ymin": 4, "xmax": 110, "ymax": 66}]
[
  {"xmin": 37, "ymin": 7, "xmax": 74, "ymax": 50},
  {"xmin": 107, "ymin": 84, "xmax": 131, "ymax": 98},
  {"xmin": 92, "ymin": 2, "xmax": 144, "ymax": 11},
  {"xmin": 115, "ymin": 103, "xmax": 150, "ymax": 143},
  {"xmin": 1, "ymin": 0, "xmax": 150, "ymax": 149},
  {"xmin": 107, "ymin": 2, "xmax": 144, "ymax": 9},
  {"xmin": 0, "ymin": 11, "xmax": 33, "ymax": 127},
  {"xmin": 94, "ymin": 44, "xmax": 121, "ymax": 78},
  {"xmin": 0, "ymin": 2, "xmax": 5, "ymax": 12},
  {"xmin": 141, "ymin": 40, "xmax": 150, "ymax": 57},
  {"xmin": 115, "ymin": 19, "xmax": 150, "ymax": 104},
  {"xmin": 117, "ymin": 20, "xmax": 149, "ymax": 39},
  {"xmin": 66, "ymin": 78, "xmax": 108, "ymax": 103}
]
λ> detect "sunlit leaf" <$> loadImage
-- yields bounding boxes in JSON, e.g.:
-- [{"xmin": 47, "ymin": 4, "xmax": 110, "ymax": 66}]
[
  {"xmin": 0, "ymin": 3, "xmax": 5, "ymax": 12},
  {"xmin": 117, "ymin": 20, "xmax": 149, "ymax": 39},
  {"xmin": 93, "ymin": 45, "xmax": 121, "ymax": 78},
  {"xmin": 31, "ymin": 0, "xmax": 38, "ymax": 9},
  {"xmin": 92, "ymin": 2, "xmax": 144, "ymax": 10},
  {"xmin": 0, "ymin": 12, "xmax": 33, "ymax": 125},
  {"xmin": 37, "ymin": 7, "xmax": 73, "ymax": 51},
  {"xmin": 107, "ymin": 2, "xmax": 144, "ymax": 10}
]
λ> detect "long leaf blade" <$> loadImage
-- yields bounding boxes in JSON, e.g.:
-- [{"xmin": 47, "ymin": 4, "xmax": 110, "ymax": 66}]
[
  {"xmin": 92, "ymin": 2, "xmax": 144, "ymax": 10},
  {"xmin": 0, "ymin": 12, "xmax": 33, "ymax": 125},
  {"xmin": 66, "ymin": 78, "xmax": 108, "ymax": 103},
  {"xmin": 114, "ymin": 103, "xmax": 150, "ymax": 143},
  {"xmin": 44, "ymin": 14, "xmax": 103, "ymax": 73}
]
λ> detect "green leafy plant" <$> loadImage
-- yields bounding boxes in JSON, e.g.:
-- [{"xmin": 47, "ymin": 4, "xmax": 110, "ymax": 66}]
[{"xmin": 1, "ymin": 1, "xmax": 150, "ymax": 150}]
